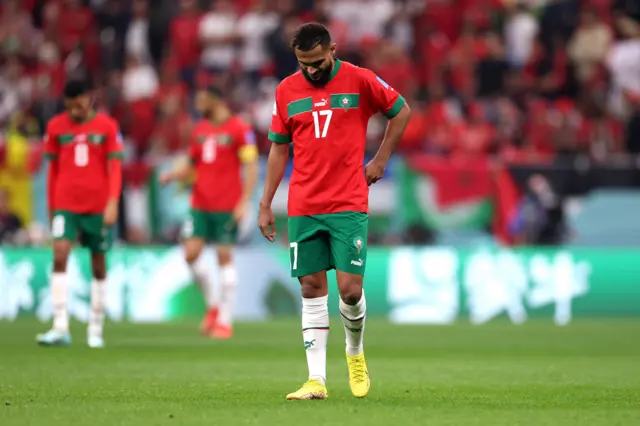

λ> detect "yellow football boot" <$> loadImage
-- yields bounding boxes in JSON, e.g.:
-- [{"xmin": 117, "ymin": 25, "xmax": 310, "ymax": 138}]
[
  {"xmin": 285, "ymin": 379, "xmax": 328, "ymax": 400},
  {"xmin": 346, "ymin": 353, "xmax": 370, "ymax": 398}
]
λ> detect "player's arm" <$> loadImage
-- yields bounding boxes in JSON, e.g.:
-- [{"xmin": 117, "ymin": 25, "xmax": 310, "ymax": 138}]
[
  {"xmin": 159, "ymin": 156, "xmax": 195, "ymax": 184},
  {"xmin": 44, "ymin": 123, "xmax": 59, "ymax": 222},
  {"xmin": 234, "ymin": 128, "xmax": 260, "ymax": 221},
  {"xmin": 259, "ymin": 94, "xmax": 291, "ymax": 241},
  {"xmin": 105, "ymin": 122, "xmax": 124, "ymax": 226},
  {"xmin": 364, "ymin": 72, "xmax": 411, "ymax": 185}
]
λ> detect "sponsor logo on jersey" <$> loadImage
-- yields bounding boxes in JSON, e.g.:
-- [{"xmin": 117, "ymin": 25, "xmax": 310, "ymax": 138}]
[
  {"xmin": 376, "ymin": 76, "xmax": 393, "ymax": 91},
  {"xmin": 75, "ymin": 134, "xmax": 87, "ymax": 144},
  {"xmin": 244, "ymin": 130, "xmax": 256, "ymax": 145},
  {"xmin": 314, "ymin": 98, "xmax": 328, "ymax": 108}
]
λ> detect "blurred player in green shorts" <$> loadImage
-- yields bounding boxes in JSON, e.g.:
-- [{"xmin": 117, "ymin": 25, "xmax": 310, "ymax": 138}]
[
  {"xmin": 37, "ymin": 79, "xmax": 123, "ymax": 348},
  {"xmin": 258, "ymin": 23, "xmax": 411, "ymax": 399},
  {"xmin": 160, "ymin": 86, "xmax": 259, "ymax": 339}
]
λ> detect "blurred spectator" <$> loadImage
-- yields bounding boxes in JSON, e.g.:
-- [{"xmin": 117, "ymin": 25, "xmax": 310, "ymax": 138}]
[
  {"xmin": 267, "ymin": 13, "xmax": 301, "ymax": 81},
  {"xmin": 199, "ymin": 0, "xmax": 238, "ymax": 75},
  {"xmin": 0, "ymin": 0, "xmax": 37, "ymax": 57},
  {"xmin": 509, "ymin": 174, "xmax": 568, "ymax": 245},
  {"xmin": 567, "ymin": 6, "xmax": 612, "ymax": 84},
  {"xmin": 504, "ymin": 2, "xmax": 538, "ymax": 68},
  {"xmin": 0, "ymin": 56, "xmax": 33, "ymax": 126},
  {"xmin": 0, "ymin": 187, "xmax": 23, "ymax": 245},
  {"xmin": 236, "ymin": 0, "xmax": 279, "ymax": 87},
  {"xmin": 122, "ymin": 54, "xmax": 159, "ymax": 152},
  {"xmin": 125, "ymin": 0, "xmax": 151, "ymax": 65},
  {"xmin": 606, "ymin": 14, "xmax": 640, "ymax": 153},
  {"xmin": 169, "ymin": 0, "xmax": 202, "ymax": 87}
]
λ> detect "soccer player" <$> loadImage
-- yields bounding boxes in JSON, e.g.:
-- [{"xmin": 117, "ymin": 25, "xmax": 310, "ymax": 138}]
[
  {"xmin": 258, "ymin": 23, "xmax": 411, "ymax": 400},
  {"xmin": 159, "ymin": 86, "xmax": 259, "ymax": 339},
  {"xmin": 37, "ymin": 79, "xmax": 123, "ymax": 348}
]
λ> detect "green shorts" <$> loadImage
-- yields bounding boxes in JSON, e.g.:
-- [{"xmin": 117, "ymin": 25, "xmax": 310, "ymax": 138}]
[
  {"xmin": 287, "ymin": 212, "xmax": 368, "ymax": 278},
  {"xmin": 182, "ymin": 209, "xmax": 237, "ymax": 245},
  {"xmin": 51, "ymin": 210, "xmax": 112, "ymax": 253}
]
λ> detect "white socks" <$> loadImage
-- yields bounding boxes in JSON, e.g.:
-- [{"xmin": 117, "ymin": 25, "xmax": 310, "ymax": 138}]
[
  {"xmin": 189, "ymin": 257, "xmax": 216, "ymax": 308},
  {"xmin": 218, "ymin": 264, "xmax": 237, "ymax": 327},
  {"xmin": 339, "ymin": 292, "xmax": 367, "ymax": 356},
  {"xmin": 302, "ymin": 295, "xmax": 330, "ymax": 385},
  {"xmin": 89, "ymin": 278, "xmax": 106, "ymax": 337},
  {"xmin": 51, "ymin": 272, "xmax": 69, "ymax": 332}
]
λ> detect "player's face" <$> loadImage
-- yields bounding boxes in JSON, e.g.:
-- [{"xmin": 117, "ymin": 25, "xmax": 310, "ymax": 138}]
[
  {"xmin": 195, "ymin": 91, "xmax": 214, "ymax": 116},
  {"xmin": 295, "ymin": 43, "xmax": 336, "ymax": 87},
  {"xmin": 64, "ymin": 94, "xmax": 93, "ymax": 121}
]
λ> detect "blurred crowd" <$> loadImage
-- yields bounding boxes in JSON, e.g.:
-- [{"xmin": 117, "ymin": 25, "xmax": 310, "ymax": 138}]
[{"xmin": 2, "ymin": 0, "xmax": 640, "ymax": 245}]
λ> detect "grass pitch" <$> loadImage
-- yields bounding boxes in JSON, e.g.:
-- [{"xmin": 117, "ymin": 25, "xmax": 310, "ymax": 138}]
[{"xmin": 1, "ymin": 319, "xmax": 639, "ymax": 426}]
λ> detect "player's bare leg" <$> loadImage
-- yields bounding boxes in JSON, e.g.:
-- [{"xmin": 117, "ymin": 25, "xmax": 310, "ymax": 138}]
[
  {"xmin": 37, "ymin": 239, "xmax": 72, "ymax": 346},
  {"xmin": 87, "ymin": 252, "xmax": 107, "ymax": 348},
  {"xmin": 184, "ymin": 237, "xmax": 218, "ymax": 335},
  {"xmin": 212, "ymin": 245, "xmax": 236, "ymax": 339},
  {"xmin": 286, "ymin": 271, "xmax": 330, "ymax": 400},
  {"xmin": 336, "ymin": 270, "xmax": 369, "ymax": 398}
]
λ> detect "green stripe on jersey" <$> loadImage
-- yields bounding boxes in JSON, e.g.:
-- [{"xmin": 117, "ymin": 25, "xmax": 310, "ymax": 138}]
[
  {"xmin": 268, "ymin": 130, "xmax": 291, "ymax": 144},
  {"xmin": 287, "ymin": 97, "xmax": 312, "ymax": 118},
  {"xmin": 58, "ymin": 134, "xmax": 74, "ymax": 144},
  {"xmin": 385, "ymin": 95, "xmax": 406, "ymax": 119},
  {"xmin": 89, "ymin": 134, "xmax": 105, "ymax": 144},
  {"xmin": 330, "ymin": 94, "xmax": 360, "ymax": 110}
]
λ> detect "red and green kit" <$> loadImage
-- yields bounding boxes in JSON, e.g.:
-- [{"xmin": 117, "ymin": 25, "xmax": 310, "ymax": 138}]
[
  {"xmin": 185, "ymin": 116, "xmax": 257, "ymax": 244},
  {"xmin": 268, "ymin": 59, "xmax": 406, "ymax": 277},
  {"xmin": 45, "ymin": 112, "xmax": 123, "ymax": 253}
]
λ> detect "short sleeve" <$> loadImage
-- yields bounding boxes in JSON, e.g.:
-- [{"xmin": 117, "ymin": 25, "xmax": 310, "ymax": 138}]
[
  {"xmin": 236, "ymin": 123, "xmax": 259, "ymax": 163},
  {"xmin": 362, "ymin": 70, "xmax": 406, "ymax": 119},
  {"xmin": 44, "ymin": 122, "xmax": 58, "ymax": 160},
  {"xmin": 106, "ymin": 120, "xmax": 124, "ymax": 159},
  {"xmin": 267, "ymin": 87, "xmax": 291, "ymax": 144}
]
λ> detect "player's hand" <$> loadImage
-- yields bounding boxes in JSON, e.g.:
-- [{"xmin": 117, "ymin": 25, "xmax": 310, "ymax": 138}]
[
  {"xmin": 158, "ymin": 172, "xmax": 173, "ymax": 186},
  {"xmin": 233, "ymin": 199, "xmax": 249, "ymax": 223},
  {"xmin": 365, "ymin": 158, "xmax": 386, "ymax": 186},
  {"xmin": 103, "ymin": 199, "xmax": 119, "ymax": 227},
  {"xmin": 258, "ymin": 203, "xmax": 276, "ymax": 242}
]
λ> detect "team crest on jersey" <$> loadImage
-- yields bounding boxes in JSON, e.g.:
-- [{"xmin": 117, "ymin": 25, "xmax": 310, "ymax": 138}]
[
  {"xmin": 341, "ymin": 97, "xmax": 351, "ymax": 110},
  {"xmin": 353, "ymin": 236, "xmax": 364, "ymax": 254}
]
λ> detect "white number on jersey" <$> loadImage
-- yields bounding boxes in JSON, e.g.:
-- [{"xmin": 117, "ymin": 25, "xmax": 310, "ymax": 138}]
[
  {"xmin": 202, "ymin": 137, "xmax": 217, "ymax": 163},
  {"xmin": 312, "ymin": 110, "xmax": 333, "ymax": 139},
  {"xmin": 74, "ymin": 144, "xmax": 89, "ymax": 167}
]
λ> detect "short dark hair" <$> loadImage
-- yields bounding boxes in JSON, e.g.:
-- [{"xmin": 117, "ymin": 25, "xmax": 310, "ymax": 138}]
[
  {"xmin": 63, "ymin": 79, "xmax": 91, "ymax": 98},
  {"xmin": 206, "ymin": 85, "xmax": 225, "ymax": 99},
  {"xmin": 290, "ymin": 22, "xmax": 332, "ymax": 51}
]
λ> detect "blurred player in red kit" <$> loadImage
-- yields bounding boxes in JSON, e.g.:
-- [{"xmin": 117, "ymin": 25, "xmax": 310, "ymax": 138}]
[
  {"xmin": 160, "ymin": 86, "xmax": 259, "ymax": 339},
  {"xmin": 37, "ymin": 79, "xmax": 123, "ymax": 348},
  {"xmin": 258, "ymin": 23, "xmax": 411, "ymax": 400}
]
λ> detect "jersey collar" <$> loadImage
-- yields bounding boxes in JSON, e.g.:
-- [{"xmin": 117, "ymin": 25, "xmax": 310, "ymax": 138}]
[{"xmin": 68, "ymin": 110, "xmax": 97, "ymax": 124}]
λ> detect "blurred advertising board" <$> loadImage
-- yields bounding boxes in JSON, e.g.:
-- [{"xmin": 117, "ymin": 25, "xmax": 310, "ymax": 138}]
[{"xmin": 1, "ymin": 247, "xmax": 638, "ymax": 324}]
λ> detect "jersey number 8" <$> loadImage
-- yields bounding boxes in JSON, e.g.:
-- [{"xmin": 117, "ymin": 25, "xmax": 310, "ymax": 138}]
[
  {"xmin": 202, "ymin": 138, "xmax": 217, "ymax": 163},
  {"xmin": 74, "ymin": 144, "xmax": 89, "ymax": 167}
]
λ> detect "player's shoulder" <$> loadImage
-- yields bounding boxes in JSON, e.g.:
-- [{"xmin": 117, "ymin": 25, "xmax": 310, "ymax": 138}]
[
  {"xmin": 339, "ymin": 60, "xmax": 376, "ymax": 80},
  {"xmin": 276, "ymin": 71, "xmax": 306, "ymax": 96},
  {"xmin": 46, "ymin": 113, "xmax": 69, "ymax": 131},
  {"xmin": 94, "ymin": 112, "xmax": 119, "ymax": 128}
]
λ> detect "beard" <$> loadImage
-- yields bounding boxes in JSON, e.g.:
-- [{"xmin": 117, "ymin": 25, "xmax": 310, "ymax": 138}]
[{"xmin": 303, "ymin": 62, "xmax": 334, "ymax": 87}]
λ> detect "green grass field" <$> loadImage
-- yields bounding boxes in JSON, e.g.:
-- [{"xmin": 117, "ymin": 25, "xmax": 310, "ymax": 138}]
[{"xmin": 1, "ymin": 319, "xmax": 639, "ymax": 426}]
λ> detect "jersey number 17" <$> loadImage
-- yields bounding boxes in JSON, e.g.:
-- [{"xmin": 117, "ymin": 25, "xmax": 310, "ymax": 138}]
[{"xmin": 312, "ymin": 110, "xmax": 333, "ymax": 139}]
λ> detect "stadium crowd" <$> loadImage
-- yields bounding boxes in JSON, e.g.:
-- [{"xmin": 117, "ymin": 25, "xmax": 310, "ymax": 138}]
[{"xmin": 1, "ymin": 0, "xmax": 640, "ymax": 244}]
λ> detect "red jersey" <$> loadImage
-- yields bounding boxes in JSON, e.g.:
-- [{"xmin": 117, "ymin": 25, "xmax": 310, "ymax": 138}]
[
  {"xmin": 45, "ymin": 112, "xmax": 123, "ymax": 214},
  {"xmin": 189, "ymin": 116, "xmax": 257, "ymax": 212},
  {"xmin": 268, "ymin": 60, "xmax": 405, "ymax": 216}
]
